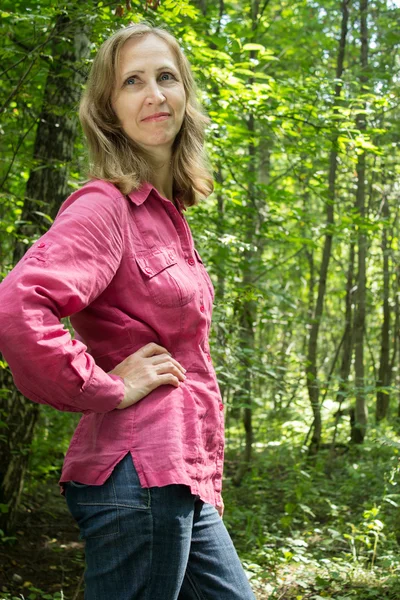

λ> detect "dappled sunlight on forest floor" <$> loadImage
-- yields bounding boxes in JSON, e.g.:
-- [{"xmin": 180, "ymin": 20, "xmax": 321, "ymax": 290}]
[
  {"xmin": 223, "ymin": 431, "xmax": 400, "ymax": 600},
  {"xmin": 2, "ymin": 429, "xmax": 400, "ymax": 600}
]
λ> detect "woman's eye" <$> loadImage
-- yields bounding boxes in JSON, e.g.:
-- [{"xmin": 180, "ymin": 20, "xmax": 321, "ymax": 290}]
[
  {"xmin": 124, "ymin": 76, "xmax": 137, "ymax": 86},
  {"xmin": 160, "ymin": 72, "xmax": 175, "ymax": 81},
  {"xmin": 123, "ymin": 73, "xmax": 176, "ymax": 86}
]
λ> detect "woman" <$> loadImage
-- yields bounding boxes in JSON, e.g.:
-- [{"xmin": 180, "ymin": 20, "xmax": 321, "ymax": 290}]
[{"xmin": 0, "ymin": 23, "xmax": 256, "ymax": 600}]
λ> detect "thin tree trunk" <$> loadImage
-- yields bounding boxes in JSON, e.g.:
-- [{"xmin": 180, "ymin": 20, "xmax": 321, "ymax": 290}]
[
  {"xmin": 376, "ymin": 192, "xmax": 391, "ymax": 421},
  {"xmin": 233, "ymin": 111, "xmax": 257, "ymax": 485},
  {"xmin": 351, "ymin": 0, "xmax": 369, "ymax": 443},
  {"xmin": 390, "ymin": 264, "xmax": 399, "ymax": 383},
  {"xmin": 330, "ymin": 242, "xmax": 355, "ymax": 453},
  {"xmin": 0, "ymin": 15, "xmax": 90, "ymax": 532},
  {"xmin": 306, "ymin": 0, "xmax": 350, "ymax": 454},
  {"xmin": 233, "ymin": 0, "xmax": 261, "ymax": 484},
  {"xmin": 271, "ymin": 330, "xmax": 293, "ymax": 411},
  {"xmin": 214, "ymin": 160, "xmax": 230, "ymax": 405},
  {"xmin": 394, "ymin": 255, "xmax": 400, "ymax": 422},
  {"xmin": 215, "ymin": 164, "xmax": 225, "ymax": 301},
  {"xmin": 254, "ymin": 134, "xmax": 271, "ymax": 409}
]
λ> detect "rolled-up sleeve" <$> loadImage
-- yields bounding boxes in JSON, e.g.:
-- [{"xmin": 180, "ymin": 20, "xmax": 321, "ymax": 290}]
[{"xmin": 0, "ymin": 187, "xmax": 126, "ymax": 413}]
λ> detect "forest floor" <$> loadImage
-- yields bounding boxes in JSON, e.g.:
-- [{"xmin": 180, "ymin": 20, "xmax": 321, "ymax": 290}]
[
  {"xmin": 0, "ymin": 483, "xmax": 85, "ymax": 600},
  {"xmin": 1, "ymin": 430, "xmax": 400, "ymax": 599},
  {"xmin": 0, "ymin": 479, "xmax": 269, "ymax": 600}
]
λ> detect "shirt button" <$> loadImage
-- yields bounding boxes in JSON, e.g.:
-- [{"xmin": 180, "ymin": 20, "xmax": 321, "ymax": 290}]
[
  {"xmin": 200, "ymin": 305, "xmax": 205, "ymax": 312},
  {"xmin": 37, "ymin": 242, "xmax": 46, "ymax": 248},
  {"xmin": 145, "ymin": 267, "xmax": 152, "ymax": 274},
  {"xmin": 206, "ymin": 354, "xmax": 211, "ymax": 362},
  {"xmin": 188, "ymin": 257, "xmax": 195, "ymax": 266},
  {"xmin": 219, "ymin": 403, "xmax": 224, "ymax": 411}
]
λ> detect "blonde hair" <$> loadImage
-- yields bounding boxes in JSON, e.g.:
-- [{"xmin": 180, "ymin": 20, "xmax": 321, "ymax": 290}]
[{"xmin": 79, "ymin": 23, "xmax": 214, "ymax": 206}]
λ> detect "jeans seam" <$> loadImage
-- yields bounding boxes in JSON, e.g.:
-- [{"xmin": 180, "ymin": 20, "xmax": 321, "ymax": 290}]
[
  {"xmin": 184, "ymin": 565, "xmax": 206, "ymax": 600},
  {"xmin": 77, "ymin": 503, "xmax": 150, "ymax": 510},
  {"xmin": 85, "ymin": 529, "xmax": 118, "ymax": 539}
]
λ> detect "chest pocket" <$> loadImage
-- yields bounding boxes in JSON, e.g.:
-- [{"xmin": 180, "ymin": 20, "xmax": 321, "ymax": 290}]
[{"xmin": 135, "ymin": 248, "xmax": 196, "ymax": 308}]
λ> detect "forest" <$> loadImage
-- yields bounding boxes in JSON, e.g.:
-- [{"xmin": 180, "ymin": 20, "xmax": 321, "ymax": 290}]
[{"xmin": 0, "ymin": 0, "xmax": 400, "ymax": 598}]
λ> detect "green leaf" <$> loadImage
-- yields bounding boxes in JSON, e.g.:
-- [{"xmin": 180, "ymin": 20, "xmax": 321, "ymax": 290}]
[{"xmin": 242, "ymin": 43, "xmax": 266, "ymax": 52}]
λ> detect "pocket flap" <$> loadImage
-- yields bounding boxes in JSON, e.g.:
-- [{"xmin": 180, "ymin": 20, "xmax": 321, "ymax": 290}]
[{"xmin": 136, "ymin": 249, "xmax": 177, "ymax": 279}]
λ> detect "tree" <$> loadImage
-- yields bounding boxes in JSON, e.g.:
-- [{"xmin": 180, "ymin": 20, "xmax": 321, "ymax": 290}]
[
  {"xmin": 351, "ymin": 0, "xmax": 369, "ymax": 443},
  {"xmin": 0, "ymin": 9, "xmax": 90, "ymax": 532},
  {"xmin": 307, "ymin": 0, "xmax": 351, "ymax": 454}
]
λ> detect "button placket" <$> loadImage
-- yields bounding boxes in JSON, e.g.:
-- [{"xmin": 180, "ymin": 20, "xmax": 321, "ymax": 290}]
[
  {"xmin": 161, "ymin": 200, "xmax": 206, "ymax": 312},
  {"xmin": 163, "ymin": 199, "xmax": 192, "ymax": 257}
]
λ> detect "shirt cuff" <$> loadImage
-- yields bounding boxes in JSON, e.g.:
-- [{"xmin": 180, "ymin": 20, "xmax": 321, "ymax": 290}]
[{"xmin": 73, "ymin": 369, "xmax": 126, "ymax": 414}]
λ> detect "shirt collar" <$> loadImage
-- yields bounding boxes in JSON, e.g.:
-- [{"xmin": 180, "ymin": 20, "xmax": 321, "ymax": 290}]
[
  {"xmin": 126, "ymin": 182, "xmax": 153, "ymax": 206},
  {"xmin": 127, "ymin": 182, "xmax": 186, "ymax": 212}
]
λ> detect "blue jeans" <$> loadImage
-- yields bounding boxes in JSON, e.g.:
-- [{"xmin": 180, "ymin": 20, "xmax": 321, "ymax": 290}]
[{"xmin": 65, "ymin": 453, "xmax": 256, "ymax": 600}]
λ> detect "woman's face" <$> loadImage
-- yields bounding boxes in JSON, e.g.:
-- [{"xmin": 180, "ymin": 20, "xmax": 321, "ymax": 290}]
[{"xmin": 112, "ymin": 34, "xmax": 186, "ymax": 160}]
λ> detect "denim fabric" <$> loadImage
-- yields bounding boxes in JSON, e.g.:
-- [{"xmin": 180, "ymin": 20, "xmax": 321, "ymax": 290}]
[{"xmin": 65, "ymin": 454, "xmax": 255, "ymax": 600}]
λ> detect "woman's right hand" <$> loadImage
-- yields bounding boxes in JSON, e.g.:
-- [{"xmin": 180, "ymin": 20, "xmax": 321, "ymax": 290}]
[{"xmin": 109, "ymin": 343, "xmax": 186, "ymax": 410}]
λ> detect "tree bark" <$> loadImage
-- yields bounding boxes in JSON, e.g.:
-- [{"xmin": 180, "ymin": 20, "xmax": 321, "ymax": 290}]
[
  {"xmin": 306, "ymin": 0, "xmax": 350, "ymax": 454},
  {"xmin": 0, "ymin": 14, "xmax": 90, "ymax": 532},
  {"xmin": 351, "ymin": 0, "xmax": 369, "ymax": 444},
  {"xmin": 233, "ymin": 0, "xmax": 261, "ymax": 484},
  {"xmin": 330, "ymin": 242, "xmax": 355, "ymax": 452},
  {"xmin": 391, "ymin": 263, "xmax": 399, "ymax": 420},
  {"xmin": 233, "ymin": 110, "xmax": 257, "ymax": 485},
  {"xmin": 376, "ymin": 192, "xmax": 391, "ymax": 421},
  {"xmin": 214, "ymin": 161, "xmax": 231, "ymax": 408}
]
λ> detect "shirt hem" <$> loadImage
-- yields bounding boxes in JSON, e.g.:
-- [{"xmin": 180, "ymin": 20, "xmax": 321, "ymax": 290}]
[{"xmin": 59, "ymin": 449, "xmax": 221, "ymax": 506}]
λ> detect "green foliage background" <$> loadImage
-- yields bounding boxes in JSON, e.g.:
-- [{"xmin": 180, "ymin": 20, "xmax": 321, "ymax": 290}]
[{"xmin": 1, "ymin": 0, "xmax": 400, "ymax": 598}]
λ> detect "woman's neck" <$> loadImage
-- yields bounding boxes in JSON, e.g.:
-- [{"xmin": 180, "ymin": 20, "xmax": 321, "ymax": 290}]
[
  {"xmin": 142, "ymin": 142, "xmax": 176, "ymax": 202},
  {"xmin": 150, "ymin": 158, "xmax": 174, "ymax": 202}
]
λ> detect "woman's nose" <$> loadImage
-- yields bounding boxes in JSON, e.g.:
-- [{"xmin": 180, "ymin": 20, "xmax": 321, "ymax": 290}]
[{"xmin": 145, "ymin": 81, "xmax": 166, "ymax": 104}]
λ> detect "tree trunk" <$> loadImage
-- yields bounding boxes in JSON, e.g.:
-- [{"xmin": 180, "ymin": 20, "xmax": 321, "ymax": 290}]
[
  {"xmin": 393, "ymin": 238, "xmax": 400, "ymax": 423},
  {"xmin": 330, "ymin": 242, "xmax": 355, "ymax": 452},
  {"xmin": 391, "ymin": 262, "xmax": 399, "ymax": 414},
  {"xmin": 351, "ymin": 0, "xmax": 369, "ymax": 444},
  {"xmin": 0, "ymin": 14, "xmax": 90, "ymax": 533},
  {"xmin": 233, "ymin": 0, "xmax": 261, "ymax": 484},
  {"xmin": 306, "ymin": 0, "xmax": 350, "ymax": 454},
  {"xmin": 233, "ymin": 111, "xmax": 258, "ymax": 485},
  {"xmin": 214, "ymin": 159, "xmax": 230, "ymax": 406},
  {"xmin": 376, "ymin": 192, "xmax": 391, "ymax": 421}
]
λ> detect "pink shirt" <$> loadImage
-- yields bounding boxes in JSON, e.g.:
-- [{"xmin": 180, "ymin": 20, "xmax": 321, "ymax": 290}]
[{"xmin": 0, "ymin": 180, "xmax": 224, "ymax": 507}]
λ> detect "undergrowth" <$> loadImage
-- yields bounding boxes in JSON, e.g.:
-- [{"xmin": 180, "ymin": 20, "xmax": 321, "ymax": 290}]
[{"xmin": 223, "ymin": 422, "xmax": 400, "ymax": 599}]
